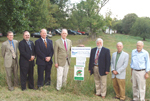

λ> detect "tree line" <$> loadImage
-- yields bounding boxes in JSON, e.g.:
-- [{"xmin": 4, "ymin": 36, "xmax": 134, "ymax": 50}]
[
  {"xmin": 112, "ymin": 13, "xmax": 150, "ymax": 41},
  {"xmin": 0, "ymin": 0, "xmax": 150, "ymax": 40}
]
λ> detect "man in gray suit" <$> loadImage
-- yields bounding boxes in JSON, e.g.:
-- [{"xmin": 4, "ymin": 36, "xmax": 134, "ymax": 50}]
[
  {"xmin": 1, "ymin": 31, "xmax": 19, "ymax": 91},
  {"xmin": 111, "ymin": 42, "xmax": 129, "ymax": 101}
]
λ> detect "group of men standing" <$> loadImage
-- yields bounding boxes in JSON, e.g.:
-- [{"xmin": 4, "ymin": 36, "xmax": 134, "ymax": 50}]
[
  {"xmin": 1, "ymin": 29, "xmax": 150, "ymax": 101},
  {"xmin": 1, "ymin": 29, "xmax": 71, "ymax": 91},
  {"xmin": 88, "ymin": 39, "xmax": 149, "ymax": 101}
]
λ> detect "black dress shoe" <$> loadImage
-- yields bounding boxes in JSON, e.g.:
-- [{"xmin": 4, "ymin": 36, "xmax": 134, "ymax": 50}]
[{"xmin": 22, "ymin": 89, "xmax": 27, "ymax": 91}]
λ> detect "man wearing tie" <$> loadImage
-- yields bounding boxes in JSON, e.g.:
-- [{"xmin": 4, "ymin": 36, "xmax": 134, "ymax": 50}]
[
  {"xmin": 54, "ymin": 29, "xmax": 72, "ymax": 91},
  {"xmin": 89, "ymin": 38, "xmax": 111, "ymax": 98},
  {"xmin": 19, "ymin": 31, "xmax": 35, "ymax": 91},
  {"xmin": 35, "ymin": 29, "xmax": 54, "ymax": 89},
  {"xmin": 1, "ymin": 31, "xmax": 19, "ymax": 91}
]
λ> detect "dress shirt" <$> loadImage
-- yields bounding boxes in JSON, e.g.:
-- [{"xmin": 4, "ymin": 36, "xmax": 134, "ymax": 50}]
[
  {"xmin": 94, "ymin": 47, "xmax": 102, "ymax": 65},
  {"xmin": 8, "ymin": 40, "xmax": 15, "ymax": 50},
  {"xmin": 115, "ymin": 51, "xmax": 122, "ymax": 70},
  {"xmin": 130, "ymin": 49, "xmax": 150, "ymax": 72},
  {"xmin": 41, "ymin": 37, "xmax": 47, "ymax": 43},
  {"xmin": 61, "ymin": 37, "xmax": 67, "ymax": 48}
]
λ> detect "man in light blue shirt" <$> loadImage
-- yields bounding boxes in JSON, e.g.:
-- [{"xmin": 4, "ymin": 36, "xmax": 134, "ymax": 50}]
[{"xmin": 130, "ymin": 41, "xmax": 150, "ymax": 101}]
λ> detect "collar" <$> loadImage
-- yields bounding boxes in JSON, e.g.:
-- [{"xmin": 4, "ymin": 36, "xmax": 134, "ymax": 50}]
[
  {"xmin": 41, "ymin": 37, "xmax": 46, "ymax": 42},
  {"xmin": 61, "ymin": 37, "xmax": 67, "ymax": 42},
  {"xmin": 136, "ymin": 49, "xmax": 143, "ymax": 53},
  {"xmin": 8, "ymin": 40, "xmax": 13, "ymax": 44},
  {"xmin": 117, "ymin": 51, "xmax": 122, "ymax": 54}
]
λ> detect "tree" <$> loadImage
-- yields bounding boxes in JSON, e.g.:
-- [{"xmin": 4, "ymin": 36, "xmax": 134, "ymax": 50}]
[
  {"xmin": 130, "ymin": 17, "xmax": 150, "ymax": 41},
  {"xmin": 105, "ymin": 10, "xmax": 112, "ymax": 34},
  {"xmin": 122, "ymin": 13, "xmax": 138, "ymax": 34},
  {"xmin": 28, "ymin": 0, "xmax": 59, "ymax": 32},
  {"xmin": 112, "ymin": 20, "xmax": 123, "ymax": 34},
  {"xmin": 67, "ymin": 0, "xmax": 108, "ymax": 38},
  {"xmin": 0, "ymin": 0, "xmax": 31, "ymax": 35}
]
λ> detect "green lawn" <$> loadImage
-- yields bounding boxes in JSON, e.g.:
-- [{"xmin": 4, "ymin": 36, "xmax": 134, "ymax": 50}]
[{"xmin": 0, "ymin": 33, "xmax": 150, "ymax": 101}]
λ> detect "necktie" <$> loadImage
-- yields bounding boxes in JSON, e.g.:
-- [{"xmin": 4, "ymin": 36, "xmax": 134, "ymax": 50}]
[
  {"xmin": 27, "ymin": 41, "xmax": 32, "ymax": 50},
  {"xmin": 64, "ymin": 41, "xmax": 67, "ymax": 51},
  {"xmin": 44, "ymin": 40, "xmax": 47, "ymax": 48},
  {"xmin": 95, "ymin": 49, "xmax": 99, "ymax": 64},
  {"xmin": 10, "ymin": 42, "xmax": 16, "ymax": 59}
]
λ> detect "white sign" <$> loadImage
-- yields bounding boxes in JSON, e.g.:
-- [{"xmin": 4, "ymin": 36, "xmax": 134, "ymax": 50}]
[
  {"xmin": 71, "ymin": 47, "xmax": 91, "ymax": 57},
  {"xmin": 76, "ymin": 57, "xmax": 86, "ymax": 67},
  {"xmin": 74, "ymin": 65, "xmax": 84, "ymax": 81}
]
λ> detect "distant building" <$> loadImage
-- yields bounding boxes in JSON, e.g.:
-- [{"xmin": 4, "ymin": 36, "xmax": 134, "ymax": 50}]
[{"xmin": 105, "ymin": 27, "xmax": 117, "ymax": 34}]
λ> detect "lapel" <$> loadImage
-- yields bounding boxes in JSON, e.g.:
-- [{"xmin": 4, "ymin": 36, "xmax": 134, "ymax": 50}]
[
  {"xmin": 114, "ymin": 52, "xmax": 117, "ymax": 66},
  {"xmin": 98, "ymin": 47, "xmax": 103, "ymax": 58},
  {"xmin": 116, "ymin": 51, "xmax": 123, "ymax": 66},
  {"xmin": 40, "ymin": 38, "xmax": 47, "ymax": 49},
  {"xmin": 6, "ymin": 40, "xmax": 11, "ymax": 51},
  {"xmin": 93, "ymin": 47, "xmax": 97, "ymax": 60},
  {"xmin": 66, "ymin": 39, "xmax": 69, "ymax": 51},
  {"xmin": 60, "ymin": 38, "xmax": 66, "ymax": 51},
  {"xmin": 23, "ymin": 39, "xmax": 30, "ymax": 50},
  {"xmin": 46, "ymin": 38, "xmax": 49, "ymax": 49}
]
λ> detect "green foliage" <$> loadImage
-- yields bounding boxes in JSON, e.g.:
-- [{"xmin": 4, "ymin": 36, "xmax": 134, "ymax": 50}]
[
  {"xmin": 0, "ymin": 0, "xmax": 32, "ymax": 35},
  {"xmin": 130, "ymin": 17, "xmax": 150, "ymax": 40},
  {"xmin": 122, "ymin": 13, "xmax": 138, "ymax": 34},
  {"xmin": 112, "ymin": 20, "xmax": 123, "ymax": 34}
]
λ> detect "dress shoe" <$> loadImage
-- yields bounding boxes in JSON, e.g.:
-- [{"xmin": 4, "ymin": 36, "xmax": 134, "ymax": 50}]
[
  {"xmin": 101, "ymin": 96, "xmax": 105, "ymax": 99},
  {"xmin": 95, "ymin": 94, "xmax": 101, "ymax": 96},
  {"xmin": 22, "ymin": 89, "xmax": 27, "ymax": 91},
  {"xmin": 9, "ymin": 87, "xmax": 14, "ymax": 91},
  {"xmin": 113, "ymin": 97, "xmax": 120, "ymax": 99}
]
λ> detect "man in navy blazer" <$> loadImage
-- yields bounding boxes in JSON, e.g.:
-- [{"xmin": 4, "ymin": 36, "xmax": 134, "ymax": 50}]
[
  {"xmin": 35, "ymin": 29, "xmax": 54, "ymax": 89},
  {"xmin": 19, "ymin": 31, "xmax": 35, "ymax": 91},
  {"xmin": 89, "ymin": 38, "xmax": 110, "ymax": 98}
]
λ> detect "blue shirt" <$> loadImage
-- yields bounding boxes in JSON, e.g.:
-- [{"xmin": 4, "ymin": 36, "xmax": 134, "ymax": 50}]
[
  {"xmin": 130, "ymin": 49, "xmax": 150, "ymax": 72},
  {"xmin": 94, "ymin": 47, "xmax": 102, "ymax": 65},
  {"xmin": 8, "ymin": 40, "xmax": 15, "ymax": 50}
]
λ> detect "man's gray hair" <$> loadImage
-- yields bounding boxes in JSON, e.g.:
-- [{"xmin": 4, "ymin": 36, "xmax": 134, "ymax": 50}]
[
  {"xmin": 137, "ymin": 41, "xmax": 144, "ymax": 46},
  {"xmin": 96, "ymin": 38, "xmax": 103, "ymax": 46},
  {"xmin": 116, "ymin": 42, "xmax": 123, "ymax": 46},
  {"xmin": 61, "ymin": 29, "xmax": 68, "ymax": 34},
  {"xmin": 40, "ymin": 29, "xmax": 47, "ymax": 33},
  {"xmin": 23, "ymin": 31, "xmax": 30, "ymax": 35}
]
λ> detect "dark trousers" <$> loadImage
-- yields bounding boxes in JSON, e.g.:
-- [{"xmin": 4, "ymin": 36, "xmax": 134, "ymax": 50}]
[
  {"xmin": 37, "ymin": 64, "xmax": 52, "ymax": 88},
  {"xmin": 20, "ymin": 62, "xmax": 34, "ymax": 90}
]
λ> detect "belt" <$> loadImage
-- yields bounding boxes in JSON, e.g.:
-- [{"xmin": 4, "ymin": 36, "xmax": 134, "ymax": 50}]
[
  {"xmin": 94, "ymin": 65, "xmax": 98, "ymax": 66},
  {"xmin": 134, "ymin": 69, "xmax": 145, "ymax": 71}
]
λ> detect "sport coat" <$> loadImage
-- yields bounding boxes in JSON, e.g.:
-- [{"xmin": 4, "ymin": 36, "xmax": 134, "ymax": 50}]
[
  {"xmin": 19, "ymin": 39, "xmax": 35, "ymax": 67},
  {"xmin": 1, "ymin": 40, "xmax": 18, "ymax": 67},
  {"xmin": 89, "ymin": 47, "xmax": 111, "ymax": 76},
  {"xmin": 54, "ymin": 38, "xmax": 72, "ymax": 67},
  {"xmin": 111, "ymin": 51, "xmax": 129, "ymax": 79},
  {"xmin": 35, "ymin": 38, "xmax": 54, "ymax": 65}
]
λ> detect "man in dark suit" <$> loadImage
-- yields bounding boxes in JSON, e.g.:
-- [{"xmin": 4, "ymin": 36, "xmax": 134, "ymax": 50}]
[
  {"xmin": 35, "ymin": 29, "xmax": 54, "ymax": 89},
  {"xmin": 19, "ymin": 31, "xmax": 35, "ymax": 91},
  {"xmin": 89, "ymin": 38, "xmax": 111, "ymax": 99}
]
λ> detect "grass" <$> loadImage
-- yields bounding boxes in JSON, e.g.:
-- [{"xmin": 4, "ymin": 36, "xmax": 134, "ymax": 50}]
[{"xmin": 0, "ymin": 33, "xmax": 150, "ymax": 101}]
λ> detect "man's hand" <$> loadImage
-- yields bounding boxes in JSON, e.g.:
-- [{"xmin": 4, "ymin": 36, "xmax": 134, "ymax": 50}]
[
  {"xmin": 89, "ymin": 70, "xmax": 91, "ymax": 73},
  {"xmin": 29, "ymin": 56, "xmax": 35, "ymax": 61},
  {"xmin": 105, "ymin": 72, "xmax": 109, "ymax": 75},
  {"xmin": 45, "ymin": 57, "xmax": 51, "ymax": 62},
  {"xmin": 55, "ymin": 64, "xmax": 58, "ymax": 68},
  {"xmin": 145, "ymin": 73, "xmax": 149, "ymax": 79},
  {"xmin": 112, "ymin": 70, "xmax": 118, "ymax": 75}
]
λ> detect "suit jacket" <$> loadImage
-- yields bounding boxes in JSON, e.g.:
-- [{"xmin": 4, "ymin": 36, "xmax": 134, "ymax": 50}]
[
  {"xmin": 35, "ymin": 38, "xmax": 54, "ymax": 65},
  {"xmin": 1, "ymin": 40, "xmax": 18, "ymax": 67},
  {"xmin": 19, "ymin": 39, "xmax": 35, "ymax": 67},
  {"xmin": 89, "ymin": 47, "xmax": 111, "ymax": 76},
  {"xmin": 111, "ymin": 51, "xmax": 129, "ymax": 79},
  {"xmin": 54, "ymin": 38, "xmax": 72, "ymax": 66}
]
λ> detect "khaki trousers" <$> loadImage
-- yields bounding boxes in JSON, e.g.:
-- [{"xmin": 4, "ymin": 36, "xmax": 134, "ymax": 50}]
[
  {"xmin": 94, "ymin": 66, "xmax": 107, "ymax": 96},
  {"xmin": 132, "ymin": 70, "xmax": 146, "ymax": 101},
  {"xmin": 113, "ymin": 77, "xmax": 125, "ymax": 100},
  {"xmin": 56, "ymin": 61, "xmax": 69, "ymax": 90},
  {"xmin": 5, "ymin": 59, "xmax": 18, "ymax": 91}
]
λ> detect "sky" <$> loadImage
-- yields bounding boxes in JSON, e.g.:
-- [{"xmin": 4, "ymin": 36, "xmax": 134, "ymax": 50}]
[{"xmin": 70, "ymin": 0, "xmax": 150, "ymax": 19}]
